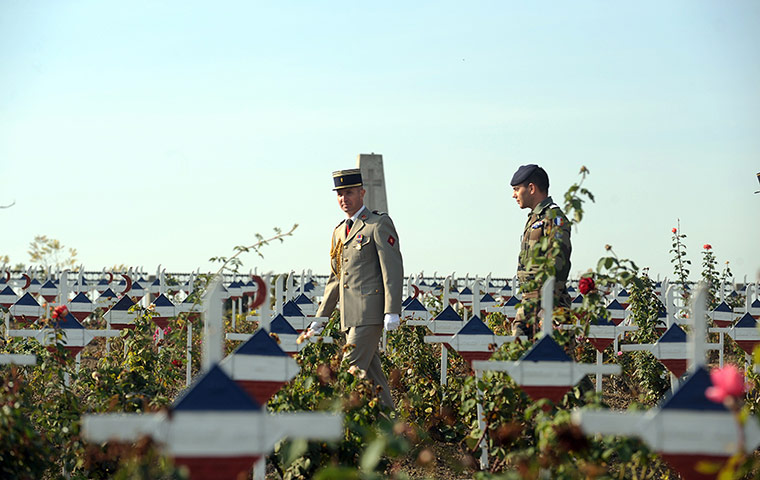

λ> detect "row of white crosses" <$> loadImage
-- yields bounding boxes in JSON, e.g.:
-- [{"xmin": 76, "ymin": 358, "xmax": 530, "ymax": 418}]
[
  {"xmin": 573, "ymin": 285, "xmax": 760, "ymax": 480},
  {"xmin": 227, "ymin": 274, "xmax": 334, "ymax": 355},
  {"xmin": 1, "ymin": 271, "xmax": 123, "ymax": 377},
  {"xmin": 471, "ymin": 277, "xmax": 624, "ymax": 469},
  {"xmin": 1, "ymin": 268, "xmax": 203, "ymax": 384},
  {"xmin": 617, "ymin": 282, "xmax": 760, "ymax": 392},
  {"xmin": 82, "ymin": 275, "xmax": 343, "ymax": 480},
  {"xmin": 1, "ymin": 267, "xmax": 329, "ymax": 388}
]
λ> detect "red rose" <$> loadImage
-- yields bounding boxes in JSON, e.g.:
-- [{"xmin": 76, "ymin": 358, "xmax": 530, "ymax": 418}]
[
  {"xmin": 703, "ymin": 244, "xmax": 712, "ymax": 250},
  {"xmin": 579, "ymin": 277, "xmax": 595, "ymax": 295},
  {"xmin": 52, "ymin": 305, "xmax": 69, "ymax": 319},
  {"xmin": 671, "ymin": 228, "xmax": 677, "ymax": 234}
]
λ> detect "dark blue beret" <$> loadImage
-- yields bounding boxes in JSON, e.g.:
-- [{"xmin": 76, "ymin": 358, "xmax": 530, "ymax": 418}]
[{"xmin": 510, "ymin": 164, "xmax": 538, "ymax": 186}]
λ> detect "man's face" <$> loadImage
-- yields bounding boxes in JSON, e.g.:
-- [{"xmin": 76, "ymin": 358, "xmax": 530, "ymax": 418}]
[
  {"xmin": 337, "ymin": 187, "xmax": 365, "ymax": 216},
  {"xmin": 512, "ymin": 183, "xmax": 536, "ymax": 210}
]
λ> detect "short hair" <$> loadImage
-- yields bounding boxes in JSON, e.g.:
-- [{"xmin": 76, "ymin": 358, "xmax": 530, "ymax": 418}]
[{"xmin": 522, "ymin": 167, "xmax": 549, "ymax": 193}]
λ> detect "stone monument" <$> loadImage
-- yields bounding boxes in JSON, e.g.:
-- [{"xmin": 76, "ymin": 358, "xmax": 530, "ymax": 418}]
[{"xmin": 356, "ymin": 153, "xmax": 388, "ymax": 213}]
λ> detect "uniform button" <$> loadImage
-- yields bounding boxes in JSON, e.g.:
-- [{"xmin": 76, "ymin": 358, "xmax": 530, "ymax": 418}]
[
  {"xmin": 344, "ymin": 258, "xmax": 348, "ymax": 262},
  {"xmin": 343, "ymin": 284, "xmax": 348, "ymax": 288},
  {"xmin": 344, "ymin": 272, "xmax": 349, "ymax": 276},
  {"xmin": 375, "ymin": 289, "xmax": 379, "ymax": 293}
]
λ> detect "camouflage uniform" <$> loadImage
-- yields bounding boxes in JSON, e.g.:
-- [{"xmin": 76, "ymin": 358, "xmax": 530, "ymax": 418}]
[{"xmin": 513, "ymin": 196, "xmax": 572, "ymax": 335}]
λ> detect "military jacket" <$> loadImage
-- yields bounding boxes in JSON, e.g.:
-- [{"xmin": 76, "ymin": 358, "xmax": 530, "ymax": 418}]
[
  {"xmin": 315, "ymin": 208, "xmax": 404, "ymax": 330},
  {"xmin": 517, "ymin": 196, "xmax": 572, "ymax": 302}
]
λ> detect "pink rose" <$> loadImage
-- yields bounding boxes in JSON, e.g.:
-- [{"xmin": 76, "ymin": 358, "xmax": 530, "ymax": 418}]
[
  {"xmin": 705, "ymin": 364, "xmax": 745, "ymax": 403},
  {"xmin": 703, "ymin": 244, "xmax": 712, "ymax": 250},
  {"xmin": 672, "ymin": 228, "xmax": 677, "ymax": 234}
]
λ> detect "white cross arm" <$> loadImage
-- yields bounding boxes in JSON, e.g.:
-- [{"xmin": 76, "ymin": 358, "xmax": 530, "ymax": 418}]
[
  {"xmin": 709, "ymin": 327, "xmax": 732, "ymax": 334},
  {"xmin": 84, "ymin": 411, "xmax": 344, "ymax": 458},
  {"xmin": 0, "ymin": 354, "xmax": 37, "ymax": 365},
  {"xmin": 8, "ymin": 329, "xmax": 58, "ymax": 344},
  {"xmin": 220, "ymin": 354, "xmax": 299, "ymax": 382},
  {"xmin": 423, "ymin": 335, "xmax": 453, "ymax": 344},
  {"xmin": 443, "ymin": 334, "xmax": 525, "ymax": 352},
  {"xmin": 404, "ymin": 319, "xmax": 431, "ymax": 327},
  {"xmin": 472, "ymin": 360, "xmax": 620, "ymax": 386},
  {"xmin": 225, "ymin": 333, "xmax": 334, "ymax": 346},
  {"xmin": 620, "ymin": 344, "xmax": 653, "ymax": 352},
  {"xmin": 264, "ymin": 412, "xmax": 344, "ymax": 445},
  {"xmin": 227, "ymin": 333, "xmax": 253, "ymax": 342},
  {"xmin": 82, "ymin": 413, "xmax": 168, "ymax": 443},
  {"xmin": 572, "ymin": 409, "xmax": 648, "ymax": 437},
  {"xmin": 9, "ymin": 329, "xmax": 120, "ymax": 347},
  {"xmin": 402, "ymin": 310, "xmax": 430, "ymax": 321},
  {"xmin": 640, "ymin": 411, "xmax": 760, "ymax": 455},
  {"xmin": 168, "ymin": 411, "xmax": 343, "ymax": 456}
]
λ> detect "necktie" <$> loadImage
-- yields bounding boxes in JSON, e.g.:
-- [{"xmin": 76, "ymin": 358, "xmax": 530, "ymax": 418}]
[{"xmin": 345, "ymin": 219, "xmax": 353, "ymax": 236}]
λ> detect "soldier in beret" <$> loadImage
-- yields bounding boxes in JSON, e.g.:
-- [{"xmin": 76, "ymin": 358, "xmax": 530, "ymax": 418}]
[
  {"xmin": 510, "ymin": 164, "xmax": 572, "ymax": 337},
  {"xmin": 307, "ymin": 168, "xmax": 403, "ymax": 409}
]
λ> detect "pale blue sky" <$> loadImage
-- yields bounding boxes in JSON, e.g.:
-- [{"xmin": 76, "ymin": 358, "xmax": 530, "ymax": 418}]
[{"xmin": 1, "ymin": 1, "xmax": 758, "ymax": 283}]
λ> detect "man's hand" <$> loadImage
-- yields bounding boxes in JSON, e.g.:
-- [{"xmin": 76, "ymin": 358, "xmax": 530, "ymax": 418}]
[
  {"xmin": 383, "ymin": 313, "xmax": 400, "ymax": 331},
  {"xmin": 298, "ymin": 321, "xmax": 325, "ymax": 344},
  {"xmin": 308, "ymin": 321, "xmax": 325, "ymax": 335}
]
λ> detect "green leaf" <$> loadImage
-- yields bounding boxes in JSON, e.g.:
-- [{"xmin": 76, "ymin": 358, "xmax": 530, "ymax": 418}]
[
  {"xmin": 360, "ymin": 437, "xmax": 386, "ymax": 471},
  {"xmin": 282, "ymin": 438, "xmax": 309, "ymax": 467},
  {"xmin": 314, "ymin": 466, "xmax": 362, "ymax": 480}
]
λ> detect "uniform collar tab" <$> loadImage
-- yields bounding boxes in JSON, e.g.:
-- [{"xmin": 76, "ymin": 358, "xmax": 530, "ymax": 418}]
[{"xmin": 531, "ymin": 196, "xmax": 553, "ymax": 215}]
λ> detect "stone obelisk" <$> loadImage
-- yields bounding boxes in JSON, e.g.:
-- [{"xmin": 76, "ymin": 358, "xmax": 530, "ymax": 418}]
[{"xmin": 356, "ymin": 153, "xmax": 388, "ymax": 213}]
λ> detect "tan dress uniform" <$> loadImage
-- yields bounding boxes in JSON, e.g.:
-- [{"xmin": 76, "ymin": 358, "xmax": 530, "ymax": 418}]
[
  {"xmin": 514, "ymin": 196, "xmax": 572, "ymax": 334},
  {"xmin": 316, "ymin": 205, "xmax": 403, "ymax": 408}
]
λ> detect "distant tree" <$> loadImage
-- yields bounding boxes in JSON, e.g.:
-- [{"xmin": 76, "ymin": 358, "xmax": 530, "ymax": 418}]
[{"xmin": 27, "ymin": 235, "xmax": 78, "ymax": 270}]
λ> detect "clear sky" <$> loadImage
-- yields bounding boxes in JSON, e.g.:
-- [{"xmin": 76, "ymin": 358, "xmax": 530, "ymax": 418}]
[{"xmin": 1, "ymin": 1, "xmax": 758, "ymax": 284}]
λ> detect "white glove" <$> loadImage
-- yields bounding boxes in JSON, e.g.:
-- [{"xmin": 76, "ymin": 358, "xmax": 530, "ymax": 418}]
[
  {"xmin": 383, "ymin": 313, "xmax": 400, "ymax": 331},
  {"xmin": 308, "ymin": 321, "xmax": 325, "ymax": 335}
]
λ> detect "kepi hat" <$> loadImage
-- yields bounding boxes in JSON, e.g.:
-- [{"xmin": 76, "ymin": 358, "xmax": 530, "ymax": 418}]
[{"xmin": 332, "ymin": 168, "xmax": 363, "ymax": 191}]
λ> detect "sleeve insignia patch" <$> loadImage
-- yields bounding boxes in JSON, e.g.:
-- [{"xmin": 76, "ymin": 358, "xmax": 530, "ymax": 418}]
[
  {"xmin": 553, "ymin": 217, "xmax": 565, "ymax": 227},
  {"xmin": 387, "ymin": 235, "xmax": 396, "ymax": 246}
]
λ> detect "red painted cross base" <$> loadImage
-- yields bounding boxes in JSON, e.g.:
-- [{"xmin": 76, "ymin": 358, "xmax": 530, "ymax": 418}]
[
  {"xmin": 520, "ymin": 385, "xmax": 571, "ymax": 405},
  {"xmin": 235, "ymin": 380, "xmax": 286, "ymax": 405},
  {"xmin": 458, "ymin": 351, "xmax": 493, "ymax": 366},
  {"xmin": 735, "ymin": 340, "xmax": 760, "ymax": 355},
  {"xmin": 588, "ymin": 338, "xmax": 614, "ymax": 353},
  {"xmin": 153, "ymin": 318, "xmax": 170, "ymax": 330},
  {"xmin": 659, "ymin": 359, "xmax": 688, "ymax": 378},
  {"xmin": 70, "ymin": 311, "xmax": 91, "ymax": 322},
  {"xmin": 659, "ymin": 453, "xmax": 727, "ymax": 480},
  {"xmin": 47, "ymin": 345, "xmax": 84, "ymax": 359},
  {"xmin": 110, "ymin": 323, "xmax": 136, "ymax": 330},
  {"xmin": 174, "ymin": 455, "xmax": 261, "ymax": 480}
]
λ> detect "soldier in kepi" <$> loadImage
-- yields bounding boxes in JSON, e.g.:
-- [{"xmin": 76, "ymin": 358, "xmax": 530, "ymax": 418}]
[
  {"xmin": 510, "ymin": 164, "xmax": 572, "ymax": 337},
  {"xmin": 306, "ymin": 168, "xmax": 403, "ymax": 409}
]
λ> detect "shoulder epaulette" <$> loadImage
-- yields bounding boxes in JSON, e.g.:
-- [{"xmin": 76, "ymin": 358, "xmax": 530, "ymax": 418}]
[{"xmin": 372, "ymin": 210, "xmax": 388, "ymax": 216}]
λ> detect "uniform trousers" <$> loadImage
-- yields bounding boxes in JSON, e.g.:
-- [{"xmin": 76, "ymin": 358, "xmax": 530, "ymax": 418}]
[{"xmin": 344, "ymin": 324, "xmax": 394, "ymax": 409}]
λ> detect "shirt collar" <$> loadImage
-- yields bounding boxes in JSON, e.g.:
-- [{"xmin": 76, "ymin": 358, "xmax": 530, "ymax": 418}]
[
  {"xmin": 530, "ymin": 196, "xmax": 554, "ymax": 216},
  {"xmin": 348, "ymin": 205, "xmax": 366, "ymax": 223}
]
